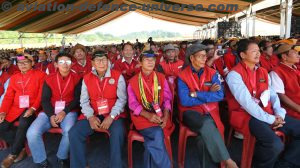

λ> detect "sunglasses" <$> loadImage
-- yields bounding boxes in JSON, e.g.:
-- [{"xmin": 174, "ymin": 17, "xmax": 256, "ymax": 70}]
[{"xmin": 58, "ymin": 60, "xmax": 72, "ymax": 65}]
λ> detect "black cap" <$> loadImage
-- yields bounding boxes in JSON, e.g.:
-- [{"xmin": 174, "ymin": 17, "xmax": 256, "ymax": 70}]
[{"xmin": 92, "ymin": 50, "xmax": 107, "ymax": 60}]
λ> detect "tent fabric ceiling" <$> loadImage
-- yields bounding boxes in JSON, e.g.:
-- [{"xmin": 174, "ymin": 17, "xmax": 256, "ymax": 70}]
[{"xmin": 0, "ymin": 0, "xmax": 257, "ymax": 34}]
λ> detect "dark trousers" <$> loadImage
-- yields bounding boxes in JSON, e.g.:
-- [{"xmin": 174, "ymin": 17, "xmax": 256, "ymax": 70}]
[
  {"xmin": 139, "ymin": 126, "xmax": 171, "ymax": 168},
  {"xmin": 69, "ymin": 117, "xmax": 125, "ymax": 168},
  {"xmin": 249, "ymin": 116, "xmax": 300, "ymax": 168},
  {"xmin": 183, "ymin": 110, "xmax": 230, "ymax": 168},
  {"xmin": 0, "ymin": 111, "xmax": 35, "ymax": 155}
]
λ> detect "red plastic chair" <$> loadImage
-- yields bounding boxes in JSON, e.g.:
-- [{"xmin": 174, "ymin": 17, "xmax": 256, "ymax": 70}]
[
  {"xmin": 227, "ymin": 127, "xmax": 286, "ymax": 168},
  {"xmin": 0, "ymin": 139, "xmax": 8, "ymax": 150}
]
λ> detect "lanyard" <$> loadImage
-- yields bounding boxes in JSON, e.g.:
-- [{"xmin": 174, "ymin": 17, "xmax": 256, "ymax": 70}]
[
  {"xmin": 21, "ymin": 75, "xmax": 30, "ymax": 95},
  {"xmin": 248, "ymin": 69, "xmax": 257, "ymax": 97},
  {"xmin": 96, "ymin": 78, "xmax": 108, "ymax": 99},
  {"xmin": 124, "ymin": 61, "xmax": 134, "ymax": 70},
  {"xmin": 190, "ymin": 71, "xmax": 205, "ymax": 91},
  {"xmin": 141, "ymin": 75, "xmax": 155, "ymax": 99},
  {"xmin": 57, "ymin": 74, "xmax": 71, "ymax": 100}
]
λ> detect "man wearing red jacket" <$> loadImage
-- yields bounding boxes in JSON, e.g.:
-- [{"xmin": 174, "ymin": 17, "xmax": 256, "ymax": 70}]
[
  {"xmin": 0, "ymin": 54, "xmax": 19, "ymax": 105},
  {"xmin": 226, "ymin": 40, "xmax": 300, "ymax": 168},
  {"xmin": 71, "ymin": 44, "xmax": 93, "ymax": 78},
  {"xmin": 128, "ymin": 50, "xmax": 174, "ymax": 168},
  {"xmin": 177, "ymin": 43, "xmax": 237, "ymax": 168},
  {"xmin": 45, "ymin": 49, "xmax": 59, "ymax": 75},
  {"xmin": 107, "ymin": 45, "xmax": 120, "ymax": 64},
  {"xmin": 26, "ymin": 53, "xmax": 82, "ymax": 168},
  {"xmin": 34, "ymin": 50, "xmax": 50, "ymax": 72},
  {"xmin": 258, "ymin": 40, "xmax": 279, "ymax": 72},
  {"xmin": 178, "ymin": 41, "xmax": 187, "ymax": 61},
  {"xmin": 223, "ymin": 40, "xmax": 240, "ymax": 71},
  {"xmin": 270, "ymin": 44, "xmax": 300, "ymax": 119},
  {"xmin": 157, "ymin": 44, "xmax": 184, "ymax": 88},
  {"xmin": 0, "ymin": 55, "xmax": 46, "ymax": 168},
  {"xmin": 69, "ymin": 50, "xmax": 127, "ymax": 168},
  {"xmin": 113, "ymin": 42, "xmax": 140, "ymax": 82}
]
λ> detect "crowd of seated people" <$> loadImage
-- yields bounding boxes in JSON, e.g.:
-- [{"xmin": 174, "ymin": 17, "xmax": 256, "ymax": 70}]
[{"xmin": 0, "ymin": 36, "xmax": 299, "ymax": 168}]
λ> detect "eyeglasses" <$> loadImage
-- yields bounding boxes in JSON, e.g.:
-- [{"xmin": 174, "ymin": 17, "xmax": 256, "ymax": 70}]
[
  {"xmin": 17, "ymin": 61, "xmax": 31, "ymax": 66},
  {"xmin": 58, "ymin": 60, "xmax": 72, "ymax": 65},
  {"xmin": 94, "ymin": 58, "xmax": 108, "ymax": 64}
]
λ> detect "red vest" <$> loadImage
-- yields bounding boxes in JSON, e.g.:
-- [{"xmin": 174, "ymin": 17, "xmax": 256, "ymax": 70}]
[
  {"xmin": 44, "ymin": 72, "xmax": 81, "ymax": 111},
  {"xmin": 213, "ymin": 57, "xmax": 226, "ymax": 77},
  {"xmin": 178, "ymin": 48, "xmax": 186, "ymax": 61},
  {"xmin": 1, "ymin": 69, "xmax": 46, "ymax": 122},
  {"xmin": 259, "ymin": 53, "xmax": 279, "ymax": 72},
  {"xmin": 108, "ymin": 52, "xmax": 119, "ymax": 64},
  {"xmin": 71, "ymin": 58, "xmax": 92, "ymax": 78},
  {"xmin": 46, "ymin": 62, "xmax": 57, "ymax": 74},
  {"xmin": 178, "ymin": 66, "xmax": 224, "ymax": 136},
  {"xmin": 224, "ymin": 49, "xmax": 238, "ymax": 71},
  {"xmin": 129, "ymin": 71, "xmax": 173, "ymax": 135},
  {"xmin": 113, "ymin": 59, "xmax": 140, "ymax": 82},
  {"xmin": 226, "ymin": 62, "xmax": 274, "ymax": 134},
  {"xmin": 35, "ymin": 61, "xmax": 50, "ymax": 72},
  {"xmin": 0, "ymin": 65, "xmax": 20, "ymax": 96},
  {"xmin": 79, "ymin": 70, "xmax": 126, "ymax": 120},
  {"xmin": 159, "ymin": 60, "xmax": 184, "ymax": 78},
  {"xmin": 272, "ymin": 63, "xmax": 300, "ymax": 119}
]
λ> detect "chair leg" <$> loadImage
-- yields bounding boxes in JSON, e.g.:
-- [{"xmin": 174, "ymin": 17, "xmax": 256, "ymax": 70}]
[
  {"xmin": 178, "ymin": 126, "xmax": 187, "ymax": 168},
  {"xmin": 241, "ymin": 135, "xmax": 255, "ymax": 168},
  {"xmin": 128, "ymin": 137, "xmax": 133, "ymax": 168},
  {"xmin": 226, "ymin": 127, "xmax": 233, "ymax": 147},
  {"xmin": 164, "ymin": 136, "xmax": 173, "ymax": 167}
]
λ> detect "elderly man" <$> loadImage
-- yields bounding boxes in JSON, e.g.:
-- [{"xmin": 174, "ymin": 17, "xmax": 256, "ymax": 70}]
[
  {"xmin": 113, "ymin": 42, "xmax": 140, "ymax": 82},
  {"xmin": 69, "ymin": 50, "xmax": 127, "ymax": 168},
  {"xmin": 157, "ymin": 44, "xmax": 184, "ymax": 88},
  {"xmin": 71, "ymin": 44, "xmax": 92, "ymax": 78},
  {"xmin": 226, "ymin": 39, "xmax": 300, "ymax": 168},
  {"xmin": 178, "ymin": 43, "xmax": 237, "ymax": 168},
  {"xmin": 270, "ymin": 44, "xmax": 300, "ymax": 119},
  {"xmin": 128, "ymin": 50, "xmax": 174, "ymax": 168}
]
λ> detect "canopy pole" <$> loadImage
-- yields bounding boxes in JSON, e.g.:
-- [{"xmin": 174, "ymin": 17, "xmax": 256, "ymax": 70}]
[
  {"xmin": 280, "ymin": 0, "xmax": 286, "ymax": 38},
  {"xmin": 285, "ymin": 0, "xmax": 293, "ymax": 38},
  {"xmin": 18, "ymin": 32, "xmax": 24, "ymax": 48},
  {"xmin": 252, "ymin": 11, "xmax": 256, "ymax": 37}
]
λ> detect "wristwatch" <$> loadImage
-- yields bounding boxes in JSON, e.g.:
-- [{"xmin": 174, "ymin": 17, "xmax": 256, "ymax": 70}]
[{"xmin": 110, "ymin": 114, "xmax": 116, "ymax": 119}]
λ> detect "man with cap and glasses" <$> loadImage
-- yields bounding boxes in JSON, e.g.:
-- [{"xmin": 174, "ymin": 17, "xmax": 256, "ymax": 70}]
[
  {"xmin": 71, "ymin": 44, "xmax": 93, "ymax": 78},
  {"xmin": 127, "ymin": 50, "xmax": 174, "ymax": 168},
  {"xmin": 26, "ymin": 52, "xmax": 82, "ymax": 168},
  {"xmin": 69, "ymin": 50, "xmax": 127, "ymax": 168},
  {"xmin": 0, "ymin": 54, "xmax": 46, "ymax": 168},
  {"xmin": 177, "ymin": 43, "xmax": 238, "ymax": 168},
  {"xmin": 270, "ymin": 44, "xmax": 300, "ymax": 120}
]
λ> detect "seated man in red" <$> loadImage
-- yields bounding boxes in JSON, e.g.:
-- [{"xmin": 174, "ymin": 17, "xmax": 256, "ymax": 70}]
[
  {"xmin": 270, "ymin": 44, "xmax": 300, "ymax": 119},
  {"xmin": 178, "ymin": 41, "xmax": 187, "ymax": 61},
  {"xmin": 128, "ymin": 50, "xmax": 174, "ymax": 168},
  {"xmin": 0, "ymin": 55, "xmax": 46, "ymax": 168},
  {"xmin": 258, "ymin": 40, "xmax": 279, "ymax": 72},
  {"xmin": 224, "ymin": 40, "xmax": 240, "ymax": 71},
  {"xmin": 157, "ymin": 44, "xmax": 184, "ymax": 88},
  {"xmin": 108, "ymin": 45, "xmax": 120, "ymax": 64},
  {"xmin": 71, "ymin": 44, "xmax": 92, "ymax": 78},
  {"xmin": 46, "ymin": 49, "xmax": 59, "ymax": 75},
  {"xmin": 113, "ymin": 42, "xmax": 140, "ymax": 83},
  {"xmin": 226, "ymin": 39, "xmax": 300, "ymax": 168},
  {"xmin": 177, "ymin": 43, "xmax": 237, "ymax": 168},
  {"xmin": 34, "ymin": 50, "xmax": 50, "ymax": 72}
]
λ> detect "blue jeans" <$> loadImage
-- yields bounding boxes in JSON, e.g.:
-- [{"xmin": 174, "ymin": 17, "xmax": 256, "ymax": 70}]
[
  {"xmin": 26, "ymin": 112, "xmax": 78, "ymax": 163},
  {"xmin": 69, "ymin": 117, "xmax": 125, "ymax": 168}
]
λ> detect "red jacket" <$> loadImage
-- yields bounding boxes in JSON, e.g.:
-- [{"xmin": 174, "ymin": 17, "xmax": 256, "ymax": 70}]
[
  {"xmin": 35, "ymin": 61, "xmax": 50, "ymax": 72},
  {"xmin": 46, "ymin": 62, "xmax": 57, "ymax": 74},
  {"xmin": 108, "ymin": 52, "xmax": 119, "ymax": 64},
  {"xmin": 178, "ymin": 48, "xmax": 186, "ymax": 61},
  {"xmin": 272, "ymin": 63, "xmax": 300, "ymax": 119},
  {"xmin": 224, "ymin": 49, "xmax": 239, "ymax": 71},
  {"xmin": 129, "ymin": 71, "xmax": 173, "ymax": 136},
  {"xmin": 226, "ymin": 62, "xmax": 274, "ymax": 134},
  {"xmin": 71, "ymin": 58, "xmax": 92, "ymax": 78},
  {"xmin": 79, "ymin": 70, "xmax": 127, "ymax": 120},
  {"xmin": 0, "ymin": 65, "xmax": 20, "ymax": 96},
  {"xmin": 159, "ymin": 60, "xmax": 184, "ymax": 78},
  {"xmin": 259, "ymin": 53, "xmax": 279, "ymax": 72},
  {"xmin": 113, "ymin": 58, "xmax": 140, "ymax": 82},
  {"xmin": 178, "ymin": 66, "xmax": 224, "ymax": 136},
  {"xmin": 0, "ymin": 69, "xmax": 46, "ymax": 122},
  {"xmin": 44, "ymin": 71, "xmax": 81, "ymax": 109}
]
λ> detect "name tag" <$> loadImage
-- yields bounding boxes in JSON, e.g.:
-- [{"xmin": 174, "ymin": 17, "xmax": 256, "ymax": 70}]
[
  {"xmin": 19, "ymin": 95, "xmax": 29, "ymax": 108},
  {"xmin": 204, "ymin": 82, "xmax": 213, "ymax": 86},
  {"xmin": 153, "ymin": 103, "xmax": 162, "ymax": 117},
  {"xmin": 259, "ymin": 79, "xmax": 266, "ymax": 83},
  {"xmin": 55, "ymin": 101, "xmax": 66, "ymax": 114},
  {"xmin": 97, "ymin": 99, "xmax": 109, "ymax": 115}
]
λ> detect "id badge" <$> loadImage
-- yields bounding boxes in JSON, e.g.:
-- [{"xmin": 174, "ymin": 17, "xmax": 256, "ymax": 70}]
[
  {"xmin": 97, "ymin": 99, "xmax": 109, "ymax": 115},
  {"xmin": 19, "ymin": 95, "xmax": 29, "ymax": 108},
  {"xmin": 55, "ymin": 101, "xmax": 65, "ymax": 114},
  {"xmin": 168, "ymin": 76, "xmax": 176, "ymax": 84},
  {"xmin": 153, "ymin": 103, "xmax": 162, "ymax": 117}
]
